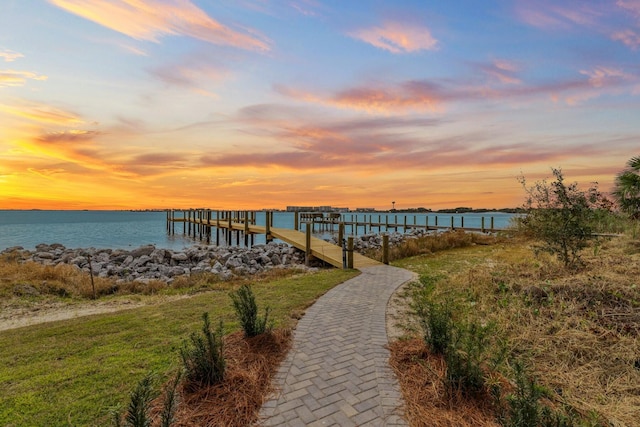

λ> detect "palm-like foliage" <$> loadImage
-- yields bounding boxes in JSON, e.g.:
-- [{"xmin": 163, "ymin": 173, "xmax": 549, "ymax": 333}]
[{"xmin": 613, "ymin": 155, "xmax": 640, "ymax": 219}]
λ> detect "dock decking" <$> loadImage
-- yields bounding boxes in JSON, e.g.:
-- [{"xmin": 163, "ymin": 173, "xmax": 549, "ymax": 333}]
[{"xmin": 168, "ymin": 212, "xmax": 380, "ymax": 268}]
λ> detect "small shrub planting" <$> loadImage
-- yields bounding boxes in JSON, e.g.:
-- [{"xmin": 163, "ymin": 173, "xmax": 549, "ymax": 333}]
[
  {"xmin": 180, "ymin": 312, "xmax": 226, "ymax": 390},
  {"xmin": 113, "ymin": 372, "xmax": 180, "ymax": 427},
  {"xmin": 114, "ymin": 374, "xmax": 155, "ymax": 427},
  {"xmin": 413, "ymin": 280, "xmax": 455, "ymax": 355},
  {"xmin": 230, "ymin": 284, "xmax": 272, "ymax": 337},
  {"xmin": 445, "ymin": 321, "xmax": 504, "ymax": 396}
]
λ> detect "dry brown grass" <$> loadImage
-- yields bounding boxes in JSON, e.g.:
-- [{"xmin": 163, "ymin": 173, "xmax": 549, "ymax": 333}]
[
  {"xmin": 399, "ymin": 235, "xmax": 640, "ymax": 426},
  {"xmin": 364, "ymin": 230, "xmax": 501, "ymax": 262},
  {"xmin": 149, "ymin": 328, "xmax": 291, "ymax": 427},
  {"xmin": 389, "ymin": 338, "xmax": 503, "ymax": 427}
]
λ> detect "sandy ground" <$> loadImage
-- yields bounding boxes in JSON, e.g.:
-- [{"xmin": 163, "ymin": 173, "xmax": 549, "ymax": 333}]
[{"xmin": 0, "ymin": 295, "xmax": 192, "ymax": 332}]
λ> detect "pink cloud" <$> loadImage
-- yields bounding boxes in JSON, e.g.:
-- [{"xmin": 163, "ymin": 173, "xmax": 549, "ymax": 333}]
[
  {"xmin": 612, "ymin": 29, "xmax": 640, "ymax": 49},
  {"xmin": 476, "ymin": 60, "xmax": 522, "ymax": 85},
  {"xmin": 617, "ymin": 0, "xmax": 640, "ymax": 18},
  {"xmin": 516, "ymin": 1, "xmax": 602, "ymax": 29},
  {"xmin": 349, "ymin": 21, "xmax": 437, "ymax": 53},
  {"xmin": 48, "ymin": 0, "xmax": 270, "ymax": 51}
]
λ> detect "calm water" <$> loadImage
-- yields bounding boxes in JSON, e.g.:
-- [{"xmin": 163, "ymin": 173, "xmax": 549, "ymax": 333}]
[{"xmin": 0, "ymin": 210, "xmax": 516, "ymax": 251}]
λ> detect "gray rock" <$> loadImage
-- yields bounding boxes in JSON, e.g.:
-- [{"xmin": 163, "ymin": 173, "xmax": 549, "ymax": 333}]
[
  {"xmin": 130, "ymin": 244, "xmax": 155, "ymax": 258},
  {"xmin": 171, "ymin": 252, "xmax": 188, "ymax": 262}
]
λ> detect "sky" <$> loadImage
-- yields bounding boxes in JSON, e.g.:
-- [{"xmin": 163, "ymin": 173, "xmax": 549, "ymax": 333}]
[{"xmin": 1, "ymin": 0, "xmax": 639, "ymax": 211}]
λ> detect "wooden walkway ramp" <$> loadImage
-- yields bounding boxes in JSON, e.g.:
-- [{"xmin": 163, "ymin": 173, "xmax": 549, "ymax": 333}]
[
  {"xmin": 190, "ymin": 219, "xmax": 381, "ymax": 269},
  {"xmin": 270, "ymin": 227, "xmax": 381, "ymax": 269}
]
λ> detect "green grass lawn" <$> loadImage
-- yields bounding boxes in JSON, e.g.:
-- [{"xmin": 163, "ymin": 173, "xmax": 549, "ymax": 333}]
[{"xmin": 0, "ymin": 269, "xmax": 357, "ymax": 426}]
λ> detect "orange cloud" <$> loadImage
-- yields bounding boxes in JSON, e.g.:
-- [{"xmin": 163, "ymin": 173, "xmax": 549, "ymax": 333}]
[
  {"xmin": 0, "ymin": 101, "xmax": 83, "ymax": 125},
  {"xmin": 48, "ymin": 0, "xmax": 270, "ymax": 51},
  {"xmin": 275, "ymin": 81, "xmax": 447, "ymax": 113},
  {"xmin": 349, "ymin": 21, "xmax": 437, "ymax": 53},
  {"xmin": 0, "ymin": 70, "xmax": 48, "ymax": 88}
]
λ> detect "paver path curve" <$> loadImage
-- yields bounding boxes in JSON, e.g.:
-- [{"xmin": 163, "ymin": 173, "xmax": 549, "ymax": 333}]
[{"xmin": 259, "ymin": 265, "xmax": 415, "ymax": 426}]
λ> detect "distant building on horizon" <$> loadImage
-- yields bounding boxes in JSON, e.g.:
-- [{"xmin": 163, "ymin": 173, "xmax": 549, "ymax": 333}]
[{"xmin": 286, "ymin": 206, "xmax": 349, "ymax": 212}]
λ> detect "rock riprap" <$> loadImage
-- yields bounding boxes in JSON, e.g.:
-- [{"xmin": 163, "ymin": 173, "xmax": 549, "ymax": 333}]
[{"xmin": 1, "ymin": 242, "xmax": 307, "ymax": 284}]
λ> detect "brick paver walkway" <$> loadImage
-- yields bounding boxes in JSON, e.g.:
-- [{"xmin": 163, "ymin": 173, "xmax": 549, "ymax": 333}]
[{"xmin": 259, "ymin": 265, "xmax": 415, "ymax": 426}]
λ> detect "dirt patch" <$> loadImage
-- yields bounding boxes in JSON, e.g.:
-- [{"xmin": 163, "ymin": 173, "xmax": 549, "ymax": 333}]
[{"xmin": 0, "ymin": 295, "xmax": 189, "ymax": 331}]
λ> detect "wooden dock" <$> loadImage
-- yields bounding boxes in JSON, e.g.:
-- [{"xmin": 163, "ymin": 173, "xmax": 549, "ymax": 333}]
[
  {"xmin": 166, "ymin": 210, "xmax": 380, "ymax": 269},
  {"xmin": 165, "ymin": 209, "xmax": 506, "ymax": 269}
]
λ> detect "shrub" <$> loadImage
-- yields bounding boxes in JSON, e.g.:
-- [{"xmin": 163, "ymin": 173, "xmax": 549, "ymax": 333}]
[
  {"xmin": 445, "ymin": 321, "xmax": 503, "ymax": 396},
  {"xmin": 180, "ymin": 312, "xmax": 226, "ymax": 389},
  {"xmin": 518, "ymin": 168, "xmax": 603, "ymax": 269},
  {"xmin": 416, "ymin": 297, "xmax": 454, "ymax": 355},
  {"xmin": 114, "ymin": 374, "xmax": 154, "ymax": 427},
  {"xmin": 503, "ymin": 361, "xmax": 579, "ymax": 427},
  {"xmin": 113, "ymin": 372, "xmax": 180, "ymax": 427},
  {"xmin": 230, "ymin": 284, "xmax": 272, "ymax": 337}
]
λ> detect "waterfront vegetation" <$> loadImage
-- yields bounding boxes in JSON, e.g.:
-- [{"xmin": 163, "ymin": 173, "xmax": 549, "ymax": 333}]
[
  {"xmin": 1, "ymin": 189, "xmax": 639, "ymax": 425},
  {"xmin": 0, "ymin": 268, "xmax": 357, "ymax": 426},
  {"xmin": 390, "ymin": 221, "xmax": 640, "ymax": 426}
]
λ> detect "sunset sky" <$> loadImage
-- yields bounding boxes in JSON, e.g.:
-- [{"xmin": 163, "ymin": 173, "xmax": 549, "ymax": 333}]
[{"xmin": 1, "ymin": 0, "xmax": 639, "ymax": 210}]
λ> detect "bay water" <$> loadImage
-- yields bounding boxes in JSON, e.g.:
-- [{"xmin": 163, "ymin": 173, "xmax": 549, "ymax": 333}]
[{"xmin": 0, "ymin": 210, "xmax": 515, "ymax": 251}]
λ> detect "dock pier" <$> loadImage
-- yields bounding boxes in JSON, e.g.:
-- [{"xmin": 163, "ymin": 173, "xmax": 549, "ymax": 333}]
[{"xmin": 165, "ymin": 210, "xmax": 500, "ymax": 269}]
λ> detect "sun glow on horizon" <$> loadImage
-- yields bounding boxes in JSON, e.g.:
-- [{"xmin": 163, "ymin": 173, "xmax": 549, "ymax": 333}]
[{"xmin": 0, "ymin": 1, "xmax": 638, "ymax": 211}]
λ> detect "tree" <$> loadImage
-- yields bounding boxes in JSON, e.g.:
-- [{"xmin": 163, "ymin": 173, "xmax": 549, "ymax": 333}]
[
  {"xmin": 613, "ymin": 155, "xmax": 640, "ymax": 220},
  {"xmin": 519, "ymin": 168, "xmax": 601, "ymax": 269}
]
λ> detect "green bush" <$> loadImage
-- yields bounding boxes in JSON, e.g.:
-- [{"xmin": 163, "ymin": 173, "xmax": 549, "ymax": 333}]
[
  {"xmin": 518, "ymin": 168, "xmax": 604, "ymax": 269},
  {"xmin": 230, "ymin": 284, "xmax": 272, "ymax": 337},
  {"xmin": 444, "ymin": 321, "xmax": 504, "ymax": 396},
  {"xmin": 113, "ymin": 372, "xmax": 180, "ymax": 427},
  {"xmin": 114, "ymin": 374, "xmax": 154, "ymax": 427},
  {"xmin": 180, "ymin": 312, "xmax": 226, "ymax": 389},
  {"xmin": 417, "ymin": 297, "xmax": 454, "ymax": 355}
]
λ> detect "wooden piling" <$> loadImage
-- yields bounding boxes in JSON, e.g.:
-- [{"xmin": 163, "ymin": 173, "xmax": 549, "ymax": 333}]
[
  {"xmin": 265, "ymin": 211, "xmax": 272, "ymax": 242},
  {"xmin": 305, "ymin": 222, "xmax": 311, "ymax": 265},
  {"xmin": 347, "ymin": 236, "xmax": 354, "ymax": 269},
  {"xmin": 382, "ymin": 234, "xmax": 389, "ymax": 265}
]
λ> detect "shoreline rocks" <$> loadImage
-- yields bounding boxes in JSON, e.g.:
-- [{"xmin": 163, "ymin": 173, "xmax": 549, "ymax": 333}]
[
  {"xmin": 1, "ymin": 228, "xmax": 455, "ymax": 284},
  {"xmin": 2, "ymin": 242, "xmax": 309, "ymax": 284}
]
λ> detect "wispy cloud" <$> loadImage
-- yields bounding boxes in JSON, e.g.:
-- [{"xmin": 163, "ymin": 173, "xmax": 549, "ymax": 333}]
[
  {"xmin": 149, "ymin": 60, "xmax": 228, "ymax": 90},
  {"xmin": 476, "ymin": 60, "xmax": 522, "ymax": 85},
  {"xmin": 0, "ymin": 70, "xmax": 48, "ymax": 88},
  {"xmin": 611, "ymin": 29, "xmax": 640, "ymax": 49},
  {"xmin": 36, "ymin": 130, "xmax": 101, "ymax": 144},
  {"xmin": 349, "ymin": 21, "xmax": 437, "ymax": 53},
  {"xmin": 0, "ymin": 101, "xmax": 83, "ymax": 125},
  {"xmin": 0, "ymin": 49, "xmax": 24, "ymax": 62},
  {"xmin": 277, "ymin": 61, "xmax": 638, "ymax": 113},
  {"xmin": 48, "ymin": 0, "xmax": 270, "ymax": 51},
  {"xmin": 275, "ymin": 80, "xmax": 448, "ymax": 113},
  {"xmin": 617, "ymin": 0, "xmax": 640, "ymax": 18},
  {"xmin": 516, "ymin": 1, "xmax": 602, "ymax": 29}
]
